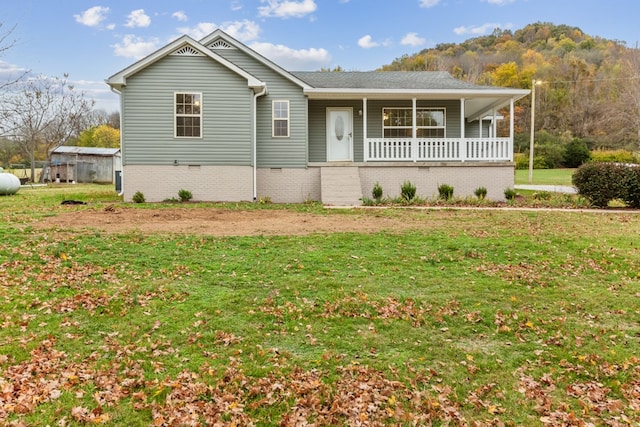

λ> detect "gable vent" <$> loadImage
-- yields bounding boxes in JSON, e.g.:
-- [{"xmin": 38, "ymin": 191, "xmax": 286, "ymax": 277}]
[
  {"xmin": 208, "ymin": 39, "xmax": 234, "ymax": 50},
  {"xmin": 171, "ymin": 45, "xmax": 202, "ymax": 56}
]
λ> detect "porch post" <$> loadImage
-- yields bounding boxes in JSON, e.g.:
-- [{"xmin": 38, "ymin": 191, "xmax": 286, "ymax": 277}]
[
  {"xmin": 460, "ymin": 98, "xmax": 466, "ymax": 161},
  {"xmin": 509, "ymin": 98, "xmax": 514, "ymax": 161},
  {"xmin": 412, "ymin": 97, "xmax": 417, "ymax": 162},
  {"xmin": 362, "ymin": 97, "xmax": 368, "ymax": 162}
]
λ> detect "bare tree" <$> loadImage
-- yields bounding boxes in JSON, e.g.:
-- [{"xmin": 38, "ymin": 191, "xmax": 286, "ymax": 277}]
[
  {"xmin": 0, "ymin": 74, "xmax": 95, "ymax": 181},
  {"xmin": 0, "ymin": 22, "xmax": 28, "ymax": 92}
]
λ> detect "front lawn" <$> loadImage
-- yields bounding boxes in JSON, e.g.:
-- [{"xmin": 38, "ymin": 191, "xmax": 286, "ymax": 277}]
[{"xmin": 0, "ymin": 185, "xmax": 639, "ymax": 425}]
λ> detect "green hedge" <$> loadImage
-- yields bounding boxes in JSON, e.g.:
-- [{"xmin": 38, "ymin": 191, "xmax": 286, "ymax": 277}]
[{"xmin": 572, "ymin": 162, "xmax": 640, "ymax": 208}]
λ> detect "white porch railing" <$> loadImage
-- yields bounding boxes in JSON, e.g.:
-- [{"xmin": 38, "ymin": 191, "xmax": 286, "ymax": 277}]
[{"xmin": 365, "ymin": 137, "xmax": 513, "ymax": 162}]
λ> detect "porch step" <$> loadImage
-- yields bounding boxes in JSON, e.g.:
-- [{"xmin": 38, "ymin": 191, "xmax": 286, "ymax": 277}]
[{"xmin": 320, "ymin": 167, "xmax": 363, "ymax": 206}]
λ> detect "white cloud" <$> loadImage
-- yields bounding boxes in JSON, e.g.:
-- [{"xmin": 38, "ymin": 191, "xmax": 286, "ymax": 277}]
[
  {"xmin": 401, "ymin": 32, "xmax": 426, "ymax": 47},
  {"xmin": 357, "ymin": 35, "xmax": 377, "ymax": 49},
  {"xmin": 177, "ymin": 20, "xmax": 260, "ymax": 42},
  {"xmin": 454, "ymin": 22, "xmax": 501, "ymax": 36},
  {"xmin": 231, "ymin": 0, "xmax": 243, "ymax": 11},
  {"xmin": 74, "ymin": 6, "xmax": 110, "ymax": 27},
  {"xmin": 258, "ymin": 0, "xmax": 317, "ymax": 18},
  {"xmin": 250, "ymin": 42, "xmax": 331, "ymax": 70},
  {"xmin": 221, "ymin": 20, "xmax": 261, "ymax": 41},
  {"xmin": 125, "ymin": 9, "xmax": 151, "ymax": 28},
  {"xmin": 112, "ymin": 35, "xmax": 160, "ymax": 59},
  {"xmin": 172, "ymin": 11, "xmax": 188, "ymax": 22},
  {"xmin": 419, "ymin": 0, "xmax": 440, "ymax": 8}
]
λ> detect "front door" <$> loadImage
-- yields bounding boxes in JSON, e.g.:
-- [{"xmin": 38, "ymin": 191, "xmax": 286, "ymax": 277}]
[{"xmin": 326, "ymin": 108, "xmax": 353, "ymax": 162}]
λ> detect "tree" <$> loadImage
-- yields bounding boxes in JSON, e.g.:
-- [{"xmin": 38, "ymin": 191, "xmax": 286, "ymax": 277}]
[
  {"xmin": 0, "ymin": 74, "xmax": 94, "ymax": 181},
  {"xmin": 0, "ymin": 22, "xmax": 28, "ymax": 93},
  {"xmin": 76, "ymin": 124, "xmax": 120, "ymax": 148}
]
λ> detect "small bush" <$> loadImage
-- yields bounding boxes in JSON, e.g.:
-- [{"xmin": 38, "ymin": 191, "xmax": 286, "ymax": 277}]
[
  {"xmin": 178, "ymin": 189, "xmax": 193, "ymax": 202},
  {"xmin": 438, "ymin": 184, "xmax": 454, "ymax": 200},
  {"xmin": 572, "ymin": 162, "xmax": 625, "ymax": 207},
  {"xmin": 504, "ymin": 188, "xmax": 517, "ymax": 201},
  {"xmin": 372, "ymin": 182, "xmax": 383, "ymax": 202},
  {"xmin": 474, "ymin": 186, "xmax": 487, "ymax": 200},
  {"xmin": 533, "ymin": 191, "xmax": 552, "ymax": 200},
  {"xmin": 259, "ymin": 196, "xmax": 272, "ymax": 204},
  {"xmin": 400, "ymin": 180, "xmax": 416, "ymax": 202},
  {"xmin": 132, "ymin": 191, "xmax": 145, "ymax": 203},
  {"xmin": 619, "ymin": 166, "xmax": 640, "ymax": 208}
]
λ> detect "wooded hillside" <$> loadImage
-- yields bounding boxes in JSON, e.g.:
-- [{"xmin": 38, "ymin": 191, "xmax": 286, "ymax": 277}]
[{"xmin": 381, "ymin": 22, "xmax": 640, "ymax": 151}]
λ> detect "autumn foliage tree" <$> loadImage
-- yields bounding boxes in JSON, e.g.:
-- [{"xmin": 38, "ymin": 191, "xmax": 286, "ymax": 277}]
[
  {"xmin": 381, "ymin": 22, "xmax": 640, "ymax": 152},
  {"xmin": 76, "ymin": 124, "xmax": 120, "ymax": 148}
]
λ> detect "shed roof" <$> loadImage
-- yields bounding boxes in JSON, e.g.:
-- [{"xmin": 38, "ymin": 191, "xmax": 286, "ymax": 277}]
[{"xmin": 51, "ymin": 146, "xmax": 121, "ymax": 156}]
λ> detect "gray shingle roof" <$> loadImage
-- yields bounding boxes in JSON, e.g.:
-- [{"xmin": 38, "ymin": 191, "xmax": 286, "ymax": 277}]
[{"xmin": 290, "ymin": 71, "xmax": 496, "ymax": 91}]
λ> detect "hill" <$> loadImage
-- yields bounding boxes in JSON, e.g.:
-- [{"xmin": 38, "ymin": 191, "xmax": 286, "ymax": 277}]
[{"xmin": 380, "ymin": 22, "xmax": 640, "ymax": 151}]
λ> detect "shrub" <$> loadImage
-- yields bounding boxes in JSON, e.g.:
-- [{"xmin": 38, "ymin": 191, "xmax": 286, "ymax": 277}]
[
  {"xmin": 533, "ymin": 191, "xmax": 552, "ymax": 200},
  {"xmin": 563, "ymin": 139, "xmax": 591, "ymax": 168},
  {"xmin": 438, "ymin": 184, "xmax": 454, "ymax": 200},
  {"xmin": 132, "ymin": 191, "xmax": 145, "ymax": 203},
  {"xmin": 178, "ymin": 189, "xmax": 193, "ymax": 202},
  {"xmin": 474, "ymin": 186, "xmax": 487, "ymax": 200},
  {"xmin": 504, "ymin": 188, "xmax": 517, "ymax": 201},
  {"xmin": 372, "ymin": 182, "xmax": 383, "ymax": 202},
  {"xmin": 619, "ymin": 166, "xmax": 640, "ymax": 208},
  {"xmin": 400, "ymin": 180, "xmax": 416, "ymax": 202},
  {"xmin": 572, "ymin": 162, "xmax": 625, "ymax": 207},
  {"xmin": 590, "ymin": 149, "xmax": 639, "ymax": 164},
  {"xmin": 514, "ymin": 153, "xmax": 529, "ymax": 170}
]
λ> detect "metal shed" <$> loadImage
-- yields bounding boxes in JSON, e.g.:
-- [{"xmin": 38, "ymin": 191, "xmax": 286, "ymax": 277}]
[{"xmin": 49, "ymin": 146, "xmax": 122, "ymax": 184}]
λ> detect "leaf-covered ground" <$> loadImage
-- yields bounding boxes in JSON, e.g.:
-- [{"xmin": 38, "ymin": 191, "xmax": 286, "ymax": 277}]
[{"xmin": 1, "ymin": 189, "xmax": 639, "ymax": 426}]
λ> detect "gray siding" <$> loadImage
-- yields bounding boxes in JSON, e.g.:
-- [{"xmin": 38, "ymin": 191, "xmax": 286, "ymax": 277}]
[
  {"xmin": 308, "ymin": 100, "xmax": 364, "ymax": 162},
  {"xmin": 121, "ymin": 55, "xmax": 253, "ymax": 166},
  {"xmin": 214, "ymin": 49, "xmax": 307, "ymax": 168}
]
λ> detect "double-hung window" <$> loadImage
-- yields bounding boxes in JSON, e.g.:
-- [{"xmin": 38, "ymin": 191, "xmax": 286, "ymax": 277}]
[
  {"xmin": 272, "ymin": 100, "xmax": 289, "ymax": 137},
  {"xmin": 175, "ymin": 92, "xmax": 202, "ymax": 138},
  {"xmin": 383, "ymin": 107, "xmax": 445, "ymax": 138}
]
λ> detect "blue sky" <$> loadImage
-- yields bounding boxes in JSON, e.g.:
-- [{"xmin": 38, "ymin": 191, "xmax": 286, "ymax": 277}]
[{"xmin": 2, "ymin": 0, "xmax": 639, "ymax": 112}]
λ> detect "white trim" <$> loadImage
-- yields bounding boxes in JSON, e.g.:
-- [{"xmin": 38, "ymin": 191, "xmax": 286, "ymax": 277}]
[
  {"xmin": 199, "ymin": 30, "xmax": 312, "ymax": 90},
  {"xmin": 272, "ymin": 100, "xmax": 290, "ymax": 138},
  {"xmin": 174, "ymin": 92, "xmax": 203, "ymax": 139}
]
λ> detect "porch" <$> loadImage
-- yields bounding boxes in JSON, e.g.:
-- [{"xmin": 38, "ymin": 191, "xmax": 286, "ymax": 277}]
[{"xmin": 365, "ymin": 137, "xmax": 512, "ymax": 162}]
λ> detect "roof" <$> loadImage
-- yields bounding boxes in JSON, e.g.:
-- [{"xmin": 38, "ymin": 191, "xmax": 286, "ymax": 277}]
[
  {"xmin": 291, "ymin": 71, "xmax": 490, "ymax": 90},
  {"xmin": 292, "ymin": 70, "xmax": 530, "ymax": 120},
  {"xmin": 51, "ymin": 146, "xmax": 121, "ymax": 156}
]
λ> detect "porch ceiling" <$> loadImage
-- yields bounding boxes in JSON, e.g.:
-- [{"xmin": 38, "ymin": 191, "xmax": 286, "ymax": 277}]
[{"xmin": 304, "ymin": 89, "xmax": 528, "ymax": 121}]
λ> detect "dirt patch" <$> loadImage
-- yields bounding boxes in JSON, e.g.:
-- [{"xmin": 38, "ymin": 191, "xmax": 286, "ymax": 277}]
[{"xmin": 33, "ymin": 205, "xmax": 431, "ymax": 236}]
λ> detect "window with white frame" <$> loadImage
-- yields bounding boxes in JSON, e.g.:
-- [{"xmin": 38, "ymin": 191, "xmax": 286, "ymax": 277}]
[
  {"xmin": 383, "ymin": 107, "xmax": 445, "ymax": 138},
  {"xmin": 272, "ymin": 100, "xmax": 289, "ymax": 137},
  {"xmin": 175, "ymin": 93, "xmax": 202, "ymax": 138}
]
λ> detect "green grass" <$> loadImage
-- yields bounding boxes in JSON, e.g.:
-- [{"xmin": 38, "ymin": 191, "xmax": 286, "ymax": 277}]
[
  {"xmin": 1, "ymin": 185, "xmax": 639, "ymax": 425},
  {"xmin": 515, "ymin": 168, "xmax": 575, "ymax": 185}
]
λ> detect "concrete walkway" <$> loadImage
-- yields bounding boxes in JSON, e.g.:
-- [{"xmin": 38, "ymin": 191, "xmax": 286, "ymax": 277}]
[{"xmin": 515, "ymin": 184, "xmax": 577, "ymax": 194}]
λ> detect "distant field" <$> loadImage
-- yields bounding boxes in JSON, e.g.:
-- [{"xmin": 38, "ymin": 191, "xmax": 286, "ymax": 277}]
[{"xmin": 515, "ymin": 168, "xmax": 574, "ymax": 185}]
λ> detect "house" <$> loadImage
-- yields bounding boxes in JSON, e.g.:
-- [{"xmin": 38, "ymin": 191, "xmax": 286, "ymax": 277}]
[
  {"xmin": 49, "ymin": 146, "xmax": 121, "ymax": 184},
  {"xmin": 106, "ymin": 30, "xmax": 529, "ymax": 204}
]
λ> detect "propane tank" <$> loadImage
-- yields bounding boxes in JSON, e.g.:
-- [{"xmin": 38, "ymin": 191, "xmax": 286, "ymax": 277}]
[{"xmin": 0, "ymin": 168, "xmax": 21, "ymax": 195}]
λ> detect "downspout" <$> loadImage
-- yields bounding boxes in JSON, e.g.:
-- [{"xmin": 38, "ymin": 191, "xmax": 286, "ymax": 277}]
[
  {"xmin": 253, "ymin": 85, "xmax": 268, "ymax": 201},
  {"xmin": 110, "ymin": 85, "xmax": 125, "ymax": 196}
]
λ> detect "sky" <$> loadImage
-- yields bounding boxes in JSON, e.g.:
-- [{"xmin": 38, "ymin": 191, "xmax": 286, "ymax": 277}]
[{"xmin": 2, "ymin": 0, "xmax": 639, "ymax": 112}]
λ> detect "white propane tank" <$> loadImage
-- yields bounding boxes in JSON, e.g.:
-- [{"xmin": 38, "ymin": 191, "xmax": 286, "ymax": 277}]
[{"xmin": 0, "ymin": 168, "xmax": 21, "ymax": 195}]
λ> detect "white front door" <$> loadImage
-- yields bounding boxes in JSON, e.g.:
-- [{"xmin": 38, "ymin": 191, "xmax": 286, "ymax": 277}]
[{"xmin": 326, "ymin": 108, "xmax": 353, "ymax": 162}]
